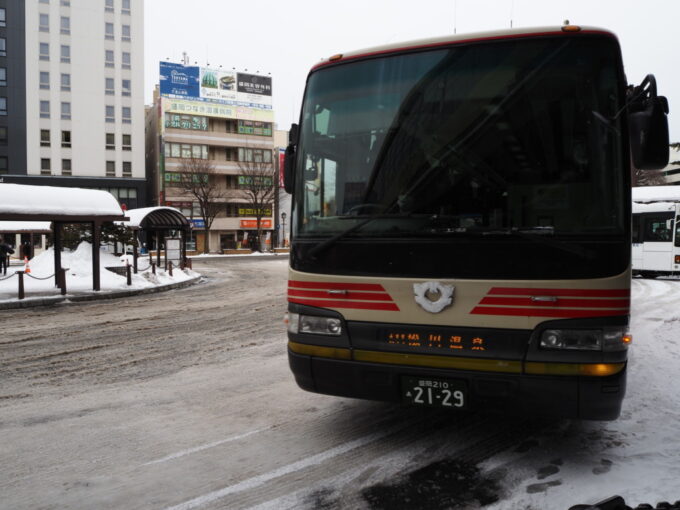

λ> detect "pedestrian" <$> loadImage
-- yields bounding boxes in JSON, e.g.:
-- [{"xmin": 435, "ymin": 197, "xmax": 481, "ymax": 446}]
[
  {"xmin": 0, "ymin": 237, "xmax": 15, "ymax": 275},
  {"xmin": 22, "ymin": 240, "xmax": 32, "ymax": 260}
]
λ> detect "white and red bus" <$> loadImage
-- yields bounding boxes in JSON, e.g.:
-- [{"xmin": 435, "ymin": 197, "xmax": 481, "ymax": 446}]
[{"xmin": 283, "ymin": 26, "xmax": 668, "ymax": 420}]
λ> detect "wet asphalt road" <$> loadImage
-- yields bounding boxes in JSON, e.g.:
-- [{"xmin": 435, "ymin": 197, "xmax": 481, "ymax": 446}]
[{"xmin": 0, "ymin": 257, "xmax": 612, "ymax": 510}]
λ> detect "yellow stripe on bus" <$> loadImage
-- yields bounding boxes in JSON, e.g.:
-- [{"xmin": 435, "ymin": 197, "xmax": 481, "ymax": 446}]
[{"xmin": 288, "ymin": 342, "xmax": 625, "ymax": 377}]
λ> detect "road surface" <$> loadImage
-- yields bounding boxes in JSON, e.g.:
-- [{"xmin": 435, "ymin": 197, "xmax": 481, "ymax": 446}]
[{"xmin": 0, "ymin": 257, "xmax": 621, "ymax": 510}]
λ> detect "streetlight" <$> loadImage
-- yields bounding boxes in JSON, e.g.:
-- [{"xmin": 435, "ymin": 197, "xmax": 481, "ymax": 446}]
[{"xmin": 281, "ymin": 212, "xmax": 287, "ymax": 248}]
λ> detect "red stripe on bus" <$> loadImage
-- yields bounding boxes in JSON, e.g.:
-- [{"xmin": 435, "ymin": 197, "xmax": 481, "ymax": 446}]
[
  {"xmin": 288, "ymin": 297, "xmax": 400, "ymax": 312},
  {"xmin": 311, "ymin": 30, "xmax": 615, "ymax": 71},
  {"xmin": 479, "ymin": 297, "xmax": 631, "ymax": 308},
  {"xmin": 487, "ymin": 287, "xmax": 630, "ymax": 298},
  {"xmin": 288, "ymin": 289, "xmax": 395, "ymax": 302},
  {"xmin": 288, "ymin": 280, "xmax": 385, "ymax": 292},
  {"xmin": 470, "ymin": 306, "xmax": 629, "ymax": 318}
]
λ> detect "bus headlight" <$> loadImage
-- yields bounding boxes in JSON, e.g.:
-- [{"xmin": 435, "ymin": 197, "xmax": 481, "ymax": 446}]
[
  {"xmin": 287, "ymin": 313, "xmax": 342, "ymax": 336},
  {"xmin": 540, "ymin": 328, "xmax": 631, "ymax": 351},
  {"xmin": 540, "ymin": 329, "xmax": 601, "ymax": 351}
]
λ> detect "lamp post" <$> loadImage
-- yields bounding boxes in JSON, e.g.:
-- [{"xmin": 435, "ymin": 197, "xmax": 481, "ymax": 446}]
[{"xmin": 281, "ymin": 212, "xmax": 287, "ymax": 248}]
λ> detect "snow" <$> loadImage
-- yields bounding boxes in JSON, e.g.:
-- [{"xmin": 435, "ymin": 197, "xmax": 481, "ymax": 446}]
[
  {"xmin": 633, "ymin": 185, "xmax": 680, "ymax": 203},
  {"xmin": 0, "ymin": 242, "xmax": 199, "ymax": 302},
  {"xmin": 0, "ymin": 221, "xmax": 52, "ymax": 233},
  {"xmin": 632, "ymin": 201, "xmax": 676, "ymax": 214},
  {"xmin": 0, "ymin": 183, "xmax": 124, "ymax": 217}
]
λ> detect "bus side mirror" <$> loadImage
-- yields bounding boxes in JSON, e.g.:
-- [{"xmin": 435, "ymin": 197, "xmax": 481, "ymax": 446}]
[
  {"xmin": 283, "ymin": 124, "xmax": 298, "ymax": 194},
  {"xmin": 628, "ymin": 75, "xmax": 669, "ymax": 170}
]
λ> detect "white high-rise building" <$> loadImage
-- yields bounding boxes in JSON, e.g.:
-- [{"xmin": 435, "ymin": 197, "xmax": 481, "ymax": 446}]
[{"xmin": 0, "ymin": 0, "xmax": 146, "ymax": 209}]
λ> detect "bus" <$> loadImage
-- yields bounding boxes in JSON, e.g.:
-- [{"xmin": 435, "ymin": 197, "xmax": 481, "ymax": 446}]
[
  {"xmin": 283, "ymin": 25, "xmax": 669, "ymax": 420},
  {"xmin": 633, "ymin": 186, "xmax": 680, "ymax": 277}
]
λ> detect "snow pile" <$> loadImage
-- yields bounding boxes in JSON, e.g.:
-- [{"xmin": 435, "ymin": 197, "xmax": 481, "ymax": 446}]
[
  {"xmin": 0, "ymin": 183, "xmax": 124, "ymax": 216},
  {"xmin": 0, "ymin": 242, "xmax": 199, "ymax": 301}
]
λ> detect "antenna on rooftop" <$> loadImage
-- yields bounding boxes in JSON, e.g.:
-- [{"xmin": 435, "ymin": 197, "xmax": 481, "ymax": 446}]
[
  {"xmin": 453, "ymin": 0, "xmax": 457, "ymax": 34},
  {"xmin": 510, "ymin": 0, "xmax": 514, "ymax": 28},
  {"xmin": 182, "ymin": 51, "xmax": 189, "ymax": 65}
]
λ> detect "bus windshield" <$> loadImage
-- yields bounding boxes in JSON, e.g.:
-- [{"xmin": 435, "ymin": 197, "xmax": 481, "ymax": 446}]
[{"xmin": 295, "ymin": 36, "xmax": 625, "ymax": 240}]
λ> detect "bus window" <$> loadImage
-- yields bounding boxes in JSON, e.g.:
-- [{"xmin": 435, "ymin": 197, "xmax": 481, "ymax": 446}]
[
  {"xmin": 632, "ymin": 215, "xmax": 642, "ymax": 243},
  {"xmin": 643, "ymin": 215, "xmax": 673, "ymax": 242},
  {"xmin": 675, "ymin": 216, "xmax": 680, "ymax": 247}
]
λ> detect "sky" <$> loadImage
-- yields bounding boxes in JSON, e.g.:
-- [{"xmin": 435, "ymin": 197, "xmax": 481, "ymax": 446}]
[{"xmin": 144, "ymin": 0, "xmax": 680, "ymax": 141}]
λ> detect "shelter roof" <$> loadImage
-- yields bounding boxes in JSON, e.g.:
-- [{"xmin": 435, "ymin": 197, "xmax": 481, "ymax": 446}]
[
  {"xmin": 0, "ymin": 221, "xmax": 52, "ymax": 233},
  {"xmin": 633, "ymin": 185, "xmax": 680, "ymax": 203},
  {"xmin": 118, "ymin": 206, "xmax": 190, "ymax": 230},
  {"xmin": 0, "ymin": 183, "xmax": 126, "ymax": 221}
]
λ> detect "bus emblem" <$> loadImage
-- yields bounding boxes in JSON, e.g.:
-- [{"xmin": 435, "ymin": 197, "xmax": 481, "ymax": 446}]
[{"xmin": 413, "ymin": 282, "xmax": 455, "ymax": 313}]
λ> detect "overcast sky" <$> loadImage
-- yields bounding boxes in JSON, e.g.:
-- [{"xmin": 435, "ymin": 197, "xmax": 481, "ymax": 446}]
[{"xmin": 144, "ymin": 0, "xmax": 680, "ymax": 141}]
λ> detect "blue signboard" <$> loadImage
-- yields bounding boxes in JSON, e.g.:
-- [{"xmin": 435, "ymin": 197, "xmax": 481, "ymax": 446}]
[
  {"xmin": 159, "ymin": 62, "xmax": 200, "ymax": 98},
  {"xmin": 189, "ymin": 219, "xmax": 205, "ymax": 229}
]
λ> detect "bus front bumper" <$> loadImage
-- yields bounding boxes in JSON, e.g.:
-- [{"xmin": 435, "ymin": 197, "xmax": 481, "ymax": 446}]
[{"xmin": 288, "ymin": 347, "xmax": 626, "ymax": 421}]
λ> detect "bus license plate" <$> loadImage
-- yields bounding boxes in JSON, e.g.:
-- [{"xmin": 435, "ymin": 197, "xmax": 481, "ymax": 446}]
[{"xmin": 401, "ymin": 376, "xmax": 467, "ymax": 409}]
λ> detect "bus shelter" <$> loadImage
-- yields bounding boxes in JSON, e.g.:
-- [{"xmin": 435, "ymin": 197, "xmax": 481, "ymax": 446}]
[
  {"xmin": 118, "ymin": 207, "xmax": 191, "ymax": 271},
  {"xmin": 0, "ymin": 183, "xmax": 127, "ymax": 291}
]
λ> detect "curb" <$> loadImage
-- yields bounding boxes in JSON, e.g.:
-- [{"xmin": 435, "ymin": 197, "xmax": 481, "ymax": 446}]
[{"xmin": 0, "ymin": 275, "xmax": 202, "ymax": 311}]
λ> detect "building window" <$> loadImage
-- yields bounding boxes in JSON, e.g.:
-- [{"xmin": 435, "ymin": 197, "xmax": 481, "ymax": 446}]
[
  {"xmin": 61, "ymin": 102, "xmax": 71, "ymax": 120},
  {"xmin": 122, "ymin": 161, "xmax": 131, "ymax": 177},
  {"xmin": 225, "ymin": 119, "xmax": 238, "ymax": 133},
  {"xmin": 122, "ymin": 51, "xmax": 130, "ymax": 69},
  {"xmin": 225, "ymin": 147, "xmax": 238, "ymax": 161},
  {"xmin": 61, "ymin": 45, "xmax": 70, "ymax": 63},
  {"xmin": 61, "ymin": 73, "xmax": 70, "ymax": 91},
  {"xmin": 0, "ymin": 38, "xmax": 6, "ymax": 57},
  {"xmin": 62, "ymin": 130, "xmax": 71, "ymax": 148},
  {"xmin": 39, "ymin": 42, "xmax": 49, "ymax": 61},
  {"xmin": 122, "ymin": 0, "xmax": 130, "ymax": 14},
  {"xmin": 105, "ymin": 22, "xmax": 114, "ymax": 40},
  {"xmin": 41, "ymin": 129, "xmax": 51, "ymax": 147},
  {"xmin": 164, "ymin": 143, "xmax": 208, "ymax": 160},
  {"xmin": 41, "ymin": 158, "xmax": 51, "ymax": 175},
  {"xmin": 105, "ymin": 105, "xmax": 114, "ymax": 122},
  {"xmin": 0, "ymin": 156, "xmax": 7, "ymax": 174},
  {"xmin": 238, "ymin": 147, "xmax": 272, "ymax": 163},
  {"xmin": 122, "ymin": 134, "xmax": 131, "ymax": 150},
  {"xmin": 122, "ymin": 106, "xmax": 131, "ymax": 123},
  {"xmin": 105, "ymin": 0, "xmax": 114, "ymax": 12},
  {"xmin": 106, "ymin": 132, "xmax": 115, "ymax": 149},
  {"xmin": 121, "ymin": 79, "xmax": 131, "ymax": 96},
  {"xmin": 60, "ymin": 16, "xmax": 70, "ymax": 35},
  {"xmin": 62, "ymin": 159, "xmax": 72, "ymax": 175},
  {"xmin": 0, "ymin": 67, "xmax": 6, "ymax": 86},
  {"xmin": 238, "ymin": 120, "xmax": 273, "ymax": 137},
  {"xmin": 0, "ymin": 8, "xmax": 6, "ymax": 27},
  {"xmin": 0, "ymin": 126, "xmax": 7, "ymax": 145},
  {"xmin": 40, "ymin": 71, "xmax": 50, "ymax": 90},
  {"xmin": 39, "ymin": 13, "xmax": 49, "ymax": 32},
  {"xmin": 105, "ymin": 50, "xmax": 114, "ymax": 67},
  {"xmin": 122, "ymin": 24, "xmax": 131, "ymax": 41},
  {"xmin": 105, "ymin": 77, "xmax": 114, "ymax": 95},
  {"xmin": 106, "ymin": 160, "xmax": 115, "ymax": 177},
  {"xmin": 40, "ymin": 100, "xmax": 50, "ymax": 118},
  {"xmin": 61, "ymin": 0, "xmax": 71, "ymax": 5},
  {"xmin": 39, "ymin": 0, "xmax": 49, "ymax": 3},
  {"xmin": 0, "ymin": 97, "xmax": 6, "ymax": 116}
]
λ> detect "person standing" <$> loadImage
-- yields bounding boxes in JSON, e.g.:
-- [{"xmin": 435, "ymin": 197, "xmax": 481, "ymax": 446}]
[{"xmin": 0, "ymin": 237, "xmax": 14, "ymax": 275}]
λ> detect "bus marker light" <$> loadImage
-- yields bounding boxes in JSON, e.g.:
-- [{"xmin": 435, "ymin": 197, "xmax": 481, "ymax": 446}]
[
  {"xmin": 561, "ymin": 25, "xmax": 582, "ymax": 32},
  {"xmin": 675, "ymin": 255, "xmax": 680, "ymax": 264},
  {"xmin": 329, "ymin": 54, "xmax": 343, "ymax": 61},
  {"xmin": 622, "ymin": 334, "xmax": 633, "ymax": 345}
]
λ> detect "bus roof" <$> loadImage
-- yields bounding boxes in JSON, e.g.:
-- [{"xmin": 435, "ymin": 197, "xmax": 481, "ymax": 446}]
[
  {"xmin": 311, "ymin": 25, "xmax": 618, "ymax": 71},
  {"xmin": 633, "ymin": 186, "xmax": 680, "ymax": 203}
]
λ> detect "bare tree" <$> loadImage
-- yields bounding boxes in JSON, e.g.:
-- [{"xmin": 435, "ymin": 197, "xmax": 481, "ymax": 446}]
[
  {"xmin": 237, "ymin": 152, "xmax": 277, "ymax": 252},
  {"xmin": 178, "ymin": 157, "xmax": 225, "ymax": 253}
]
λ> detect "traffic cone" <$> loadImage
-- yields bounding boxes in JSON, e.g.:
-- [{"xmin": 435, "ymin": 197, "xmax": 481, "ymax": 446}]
[{"xmin": 24, "ymin": 256, "xmax": 31, "ymax": 274}]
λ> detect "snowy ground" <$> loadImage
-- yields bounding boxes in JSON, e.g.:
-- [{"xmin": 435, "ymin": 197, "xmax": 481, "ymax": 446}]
[
  {"xmin": 0, "ymin": 242, "xmax": 199, "ymax": 303},
  {"xmin": 1, "ymin": 259, "xmax": 679, "ymax": 510}
]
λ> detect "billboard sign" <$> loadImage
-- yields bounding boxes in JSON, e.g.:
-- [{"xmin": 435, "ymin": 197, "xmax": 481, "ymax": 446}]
[
  {"xmin": 160, "ymin": 63, "xmax": 272, "ymax": 110},
  {"xmin": 159, "ymin": 62, "xmax": 200, "ymax": 98}
]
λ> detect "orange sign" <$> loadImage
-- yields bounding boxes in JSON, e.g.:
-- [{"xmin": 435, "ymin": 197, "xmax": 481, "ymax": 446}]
[{"xmin": 240, "ymin": 220, "xmax": 272, "ymax": 229}]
